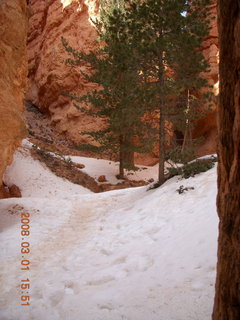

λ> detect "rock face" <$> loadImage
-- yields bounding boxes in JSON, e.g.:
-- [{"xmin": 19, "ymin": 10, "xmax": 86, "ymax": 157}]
[
  {"xmin": 27, "ymin": 0, "xmax": 219, "ymax": 158},
  {"xmin": 0, "ymin": 0, "xmax": 28, "ymax": 199},
  {"xmin": 193, "ymin": 1, "xmax": 219, "ymax": 156},
  {"xmin": 27, "ymin": 0, "xmax": 100, "ymax": 145},
  {"xmin": 212, "ymin": 0, "xmax": 240, "ymax": 318}
]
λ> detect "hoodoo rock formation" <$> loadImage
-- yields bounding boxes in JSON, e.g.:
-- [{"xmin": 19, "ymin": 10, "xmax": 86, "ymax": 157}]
[
  {"xmin": 0, "ymin": 0, "xmax": 28, "ymax": 198},
  {"xmin": 27, "ymin": 0, "xmax": 100, "ymax": 145},
  {"xmin": 27, "ymin": 0, "xmax": 219, "ymax": 158}
]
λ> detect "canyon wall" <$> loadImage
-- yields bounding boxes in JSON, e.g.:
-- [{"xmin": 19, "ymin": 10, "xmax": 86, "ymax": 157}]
[
  {"xmin": 27, "ymin": 0, "xmax": 219, "ymax": 160},
  {"xmin": 27, "ymin": 0, "xmax": 101, "ymax": 145},
  {"xmin": 0, "ymin": 0, "xmax": 28, "ymax": 198},
  {"xmin": 193, "ymin": 1, "xmax": 219, "ymax": 156}
]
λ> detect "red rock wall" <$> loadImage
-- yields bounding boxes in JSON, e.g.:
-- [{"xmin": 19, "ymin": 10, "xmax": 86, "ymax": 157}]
[
  {"xmin": 27, "ymin": 0, "xmax": 101, "ymax": 145},
  {"xmin": 0, "ymin": 0, "xmax": 28, "ymax": 198},
  {"xmin": 193, "ymin": 2, "xmax": 219, "ymax": 156}
]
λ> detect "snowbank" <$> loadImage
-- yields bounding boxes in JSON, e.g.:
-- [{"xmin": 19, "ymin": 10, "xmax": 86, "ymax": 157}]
[{"xmin": 0, "ymin": 143, "xmax": 218, "ymax": 320}]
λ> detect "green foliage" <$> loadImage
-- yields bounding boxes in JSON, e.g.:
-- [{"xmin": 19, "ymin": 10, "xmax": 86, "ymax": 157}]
[
  {"xmin": 167, "ymin": 145, "xmax": 197, "ymax": 165},
  {"xmin": 166, "ymin": 136, "xmax": 205, "ymax": 164},
  {"xmin": 168, "ymin": 157, "xmax": 216, "ymax": 179},
  {"xmin": 183, "ymin": 160, "xmax": 214, "ymax": 178}
]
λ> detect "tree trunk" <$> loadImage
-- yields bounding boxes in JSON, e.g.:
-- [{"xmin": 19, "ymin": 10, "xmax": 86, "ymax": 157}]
[
  {"xmin": 158, "ymin": 103, "xmax": 165, "ymax": 185},
  {"xmin": 212, "ymin": 1, "xmax": 240, "ymax": 319},
  {"xmin": 181, "ymin": 90, "xmax": 193, "ymax": 153},
  {"xmin": 158, "ymin": 49, "xmax": 166, "ymax": 185},
  {"xmin": 122, "ymin": 135, "xmax": 134, "ymax": 168},
  {"xmin": 123, "ymin": 151, "xmax": 134, "ymax": 167},
  {"xmin": 118, "ymin": 135, "xmax": 125, "ymax": 179},
  {"xmin": 118, "ymin": 135, "xmax": 134, "ymax": 179},
  {"xmin": 181, "ymin": 124, "xmax": 192, "ymax": 153}
]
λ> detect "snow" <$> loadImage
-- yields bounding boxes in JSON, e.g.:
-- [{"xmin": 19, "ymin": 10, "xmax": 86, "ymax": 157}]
[
  {"xmin": 0, "ymin": 142, "xmax": 218, "ymax": 320},
  {"xmin": 68, "ymin": 155, "xmax": 159, "ymax": 184},
  {"xmin": 21, "ymin": 139, "xmax": 159, "ymax": 184},
  {"xmin": 67, "ymin": 154, "xmax": 217, "ymax": 185},
  {"xmin": 3, "ymin": 145, "xmax": 91, "ymax": 198}
]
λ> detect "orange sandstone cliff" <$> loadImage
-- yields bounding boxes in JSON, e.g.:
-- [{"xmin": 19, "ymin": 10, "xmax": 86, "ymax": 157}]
[
  {"xmin": 0, "ymin": 0, "xmax": 28, "ymax": 198},
  {"xmin": 193, "ymin": 1, "xmax": 219, "ymax": 155},
  {"xmin": 27, "ymin": 0, "xmax": 100, "ymax": 145}
]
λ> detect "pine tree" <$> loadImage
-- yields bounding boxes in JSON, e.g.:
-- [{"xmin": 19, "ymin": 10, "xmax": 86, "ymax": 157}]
[
  {"xmin": 62, "ymin": 1, "xmax": 155, "ymax": 179},
  {"xmin": 124, "ymin": 0, "xmax": 213, "ymax": 184},
  {"xmin": 62, "ymin": 0, "xmax": 213, "ymax": 183},
  {"xmin": 170, "ymin": 0, "xmax": 213, "ymax": 155}
]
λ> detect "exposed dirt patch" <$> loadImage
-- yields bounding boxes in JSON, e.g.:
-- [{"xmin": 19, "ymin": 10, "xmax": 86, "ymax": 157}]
[
  {"xmin": 25, "ymin": 101, "xmax": 148, "ymax": 192},
  {"xmin": 31, "ymin": 146, "xmax": 101, "ymax": 192},
  {"xmin": 25, "ymin": 101, "xmax": 93, "ymax": 157},
  {"xmin": 30, "ymin": 143, "xmax": 147, "ymax": 193}
]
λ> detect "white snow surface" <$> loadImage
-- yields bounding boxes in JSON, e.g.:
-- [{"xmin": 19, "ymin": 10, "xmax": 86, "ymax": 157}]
[
  {"xmin": 69, "ymin": 155, "xmax": 159, "ymax": 184},
  {"xmin": 0, "ymin": 143, "xmax": 218, "ymax": 320},
  {"xmin": 3, "ymin": 143, "xmax": 91, "ymax": 198}
]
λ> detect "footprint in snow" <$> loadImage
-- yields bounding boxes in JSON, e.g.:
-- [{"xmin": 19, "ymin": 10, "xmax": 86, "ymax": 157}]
[
  {"xmin": 98, "ymin": 303, "xmax": 114, "ymax": 311},
  {"xmin": 100, "ymin": 248, "xmax": 112, "ymax": 256},
  {"xmin": 113, "ymin": 256, "xmax": 127, "ymax": 265},
  {"xmin": 86, "ymin": 275, "xmax": 115, "ymax": 286},
  {"xmin": 64, "ymin": 280, "xmax": 79, "ymax": 294}
]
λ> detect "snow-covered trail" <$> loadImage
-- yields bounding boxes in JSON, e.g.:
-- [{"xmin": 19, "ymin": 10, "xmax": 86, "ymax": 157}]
[{"xmin": 0, "ymin": 146, "xmax": 218, "ymax": 320}]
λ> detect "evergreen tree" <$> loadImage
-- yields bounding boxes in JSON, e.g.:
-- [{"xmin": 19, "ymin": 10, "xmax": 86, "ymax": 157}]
[
  {"xmin": 123, "ymin": 0, "xmax": 213, "ymax": 184},
  {"xmin": 62, "ymin": 0, "xmax": 213, "ymax": 183},
  {"xmin": 62, "ymin": 1, "xmax": 155, "ymax": 179},
  {"xmin": 170, "ymin": 0, "xmax": 213, "ymax": 155}
]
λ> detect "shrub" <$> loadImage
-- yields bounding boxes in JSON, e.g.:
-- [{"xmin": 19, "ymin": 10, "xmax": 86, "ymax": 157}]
[
  {"xmin": 182, "ymin": 159, "xmax": 215, "ymax": 178},
  {"xmin": 168, "ymin": 158, "xmax": 216, "ymax": 179},
  {"xmin": 176, "ymin": 185, "xmax": 195, "ymax": 194}
]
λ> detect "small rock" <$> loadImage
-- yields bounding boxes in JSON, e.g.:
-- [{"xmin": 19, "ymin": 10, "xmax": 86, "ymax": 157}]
[
  {"xmin": 0, "ymin": 184, "xmax": 10, "ymax": 199},
  {"xmin": 9, "ymin": 184, "xmax": 22, "ymax": 198},
  {"xmin": 98, "ymin": 175, "xmax": 107, "ymax": 183},
  {"xmin": 76, "ymin": 163, "xmax": 85, "ymax": 169}
]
